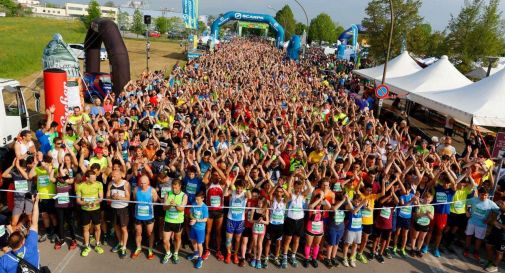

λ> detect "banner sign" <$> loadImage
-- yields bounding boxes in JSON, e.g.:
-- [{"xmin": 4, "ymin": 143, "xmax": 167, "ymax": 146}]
[
  {"xmin": 492, "ymin": 132, "xmax": 505, "ymax": 158},
  {"xmin": 182, "ymin": 0, "xmax": 199, "ymax": 29}
]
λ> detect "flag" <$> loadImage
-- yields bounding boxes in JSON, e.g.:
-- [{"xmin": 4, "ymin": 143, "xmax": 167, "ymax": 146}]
[{"xmin": 182, "ymin": 0, "xmax": 199, "ymax": 29}]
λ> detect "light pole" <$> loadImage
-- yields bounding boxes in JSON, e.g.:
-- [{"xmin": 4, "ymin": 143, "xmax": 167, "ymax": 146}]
[{"xmin": 377, "ymin": 0, "xmax": 394, "ymax": 118}]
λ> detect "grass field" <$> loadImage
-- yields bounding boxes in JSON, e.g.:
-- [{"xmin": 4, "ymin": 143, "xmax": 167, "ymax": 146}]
[{"xmin": 0, "ymin": 17, "xmax": 86, "ymax": 79}]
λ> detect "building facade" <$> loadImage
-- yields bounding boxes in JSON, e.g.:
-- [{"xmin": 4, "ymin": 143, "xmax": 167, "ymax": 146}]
[{"xmin": 31, "ymin": 2, "xmax": 118, "ymax": 22}]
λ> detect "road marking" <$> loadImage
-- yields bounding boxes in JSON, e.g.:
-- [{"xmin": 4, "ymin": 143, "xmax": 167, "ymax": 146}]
[{"xmin": 53, "ymin": 249, "xmax": 78, "ymax": 273}]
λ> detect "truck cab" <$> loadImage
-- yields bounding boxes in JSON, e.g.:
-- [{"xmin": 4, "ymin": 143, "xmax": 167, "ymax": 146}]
[{"xmin": 0, "ymin": 79, "xmax": 29, "ymax": 146}]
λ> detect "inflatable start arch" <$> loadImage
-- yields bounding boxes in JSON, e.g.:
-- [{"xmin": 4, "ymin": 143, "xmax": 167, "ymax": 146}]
[
  {"xmin": 211, "ymin": 11, "xmax": 285, "ymax": 48},
  {"xmin": 84, "ymin": 18, "xmax": 130, "ymax": 96}
]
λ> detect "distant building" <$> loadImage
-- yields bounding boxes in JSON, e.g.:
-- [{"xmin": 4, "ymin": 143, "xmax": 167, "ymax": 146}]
[
  {"xmin": 31, "ymin": 2, "xmax": 118, "ymax": 22},
  {"xmin": 16, "ymin": 0, "xmax": 40, "ymax": 7}
]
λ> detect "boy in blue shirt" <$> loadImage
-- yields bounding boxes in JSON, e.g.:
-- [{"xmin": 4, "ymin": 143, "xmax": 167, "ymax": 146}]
[{"xmin": 188, "ymin": 191, "xmax": 208, "ymax": 269}]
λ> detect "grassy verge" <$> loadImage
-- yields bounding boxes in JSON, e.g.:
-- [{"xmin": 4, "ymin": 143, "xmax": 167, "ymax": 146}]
[{"xmin": 0, "ymin": 17, "xmax": 87, "ymax": 79}]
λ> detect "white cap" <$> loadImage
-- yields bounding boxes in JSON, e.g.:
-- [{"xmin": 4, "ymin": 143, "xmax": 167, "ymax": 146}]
[{"xmin": 431, "ymin": 136, "xmax": 439, "ymax": 143}]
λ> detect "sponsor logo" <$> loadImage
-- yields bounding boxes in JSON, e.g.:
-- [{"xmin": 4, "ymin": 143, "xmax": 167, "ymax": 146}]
[
  {"xmin": 235, "ymin": 12, "xmax": 264, "ymax": 21},
  {"xmin": 234, "ymin": 13, "xmax": 242, "ymax": 19}
]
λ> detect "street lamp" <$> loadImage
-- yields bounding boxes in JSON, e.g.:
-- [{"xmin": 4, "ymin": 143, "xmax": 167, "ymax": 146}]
[
  {"xmin": 377, "ymin": 0, "xmax": 394, "ymax": 117},
  {"xmin": 292, "ymin": 0, "xmax": 309, "ymax": 57}
]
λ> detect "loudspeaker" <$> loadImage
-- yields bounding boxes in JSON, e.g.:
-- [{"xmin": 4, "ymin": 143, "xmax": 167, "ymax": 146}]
[{"xmin": 144, "ymin": 15, "xmax": 151, "ymax": 25}]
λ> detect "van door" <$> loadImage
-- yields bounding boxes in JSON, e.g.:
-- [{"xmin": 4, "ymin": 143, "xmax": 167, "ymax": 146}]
[{"xmin": 1, "ymin": 86, "xmax": 23, "ymax": 145}]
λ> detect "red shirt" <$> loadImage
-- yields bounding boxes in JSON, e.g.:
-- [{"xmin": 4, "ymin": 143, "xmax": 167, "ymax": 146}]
[{"xmin": 206, "ymin": 183, "xmax": 224, "ymax": 211}]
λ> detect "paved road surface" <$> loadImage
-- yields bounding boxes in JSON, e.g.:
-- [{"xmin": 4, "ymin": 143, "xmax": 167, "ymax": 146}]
[{"xmin": 38, "ymin": 239, "xmax": 492, "ymax": 273}]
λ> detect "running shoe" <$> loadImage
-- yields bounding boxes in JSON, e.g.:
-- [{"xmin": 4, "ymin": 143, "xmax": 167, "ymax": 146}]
[
  {"xmin": 385, "ymin": 249, "xmax": 393, "ymax": 259},
  {"xmin": 392, "ymin": 246, "xmax": 398, "ymax": 256},
  {"xmin": 416, "ymin": 250, "xmax": 423, "ymax": 258},
  {"xmin": 54, "ymin": 240, "xmax": 65, "ymax": 250},
  {"xmin": 302, "ymin": 258, "xmax": 310, "ymax": 268},
  {"xmin": 376, "ymin": 254, "xmax": 385, "ymax": 264},
  {"xmin": 172, "ymin": 253, "xmax": 180, "ymax": 264},
  {"xmin": 433, "ymin": 248, "xmax": 441, "ymax": 258},
  {"xmin": 131, "ymin": 248, "xmax": 142, "ymax": 259},
  {"xmin": 111, "ymin": 244, "xmax": 122, "ymax": 253},
  {"xmin": 342, "ymin": 258, "xmax": 350, "ymax": 267},
  {"xmin": 216, "ymin": 251, "xmax": 224, "ymax": 261},
  {"xmin": 38, "ymin": 234, "xmax": 48, "ymax": 243},
  {"xmin": 463, "ymin": 249, "xmax": 470, "ymax": 257},
  {"xmin": 256, "ymin": 260, "xmax": 262, "ymax": 269},
  {"xmin": 162, "ymin": 253, "xmax": 172, "ymax": 264},
  {"xmin": 195, "ymin": 257, "xmax": 203, "ymax": 269},
  {"xmin": 281, "ymin": 257, "xmax": 288, "ymax": 269},
  {"xmin": 239, "ymin": 258, "xmax": 246, "ymax": 267},
  {"xmin": 473, "ymin": 252, "xmax": 480, "ymax": 261},
  {"xmin": 187, "ymin": 253, "xmax": 198, "ymax": 261},
  {"xmin": 421, "ymin": 245, "xmax": 429, "ymax": 254},
  {"xmin": 350, "ymin": 258, "xmax": 357, "ymax": 268},
  {"xmin": 331, "ymin": 258, "xmax": 339, "ymax": 267},
  {"xmin": 289, "ymin": 256, "xmax": 298, "ymax": 267},
  {"xmin": 147, "ymin": 250, "xmax": 155, "ymax": 260},
  {"xmin": 310, "ymin": 258, "xmax": 318, "ymax": 268},
  {"xmin": 69, "ymin": 240, "xmax": 78, "ymax": 250},
  {"xmin": 225, "ymin": 253, "xmax": 231, "ymax": 264},
  {"xmin": 262, "ymin": 259, "xmax": 268, "ymax": 269},
  {"xmin": 400, "ymin": 248, "xmax": 407, "ymax": 257},
  {"xmin": 119, "ymin": 249, "xmax": 127, "ymax": 259},
  {"xmin": 356, "ymin": 253, "xmax": 368, "ymax": 264},
  {"xmin": 94, "ymin": 245, "xmax": 104, "ymax": 254},
  {"xmin": 250, "ymin": 259, "xmax": 257, "ymax": 268},
  {"xmin": 322, "ymin": 258, "xmax": 332, "ymax": 268},
  {"xmin": 202, "ymin": 249, "xmax": 211, "ymax": 260},
  {"xmin": 485, "ymin": 265, "xmax": 499, "ymax": 272},
  {"xmin": 81, "ymin": 246, "xmax": 91, "ymax": 257},
  {"xmin": 233, "ymin": 253, "xmax": 239, "ymax": 264}
]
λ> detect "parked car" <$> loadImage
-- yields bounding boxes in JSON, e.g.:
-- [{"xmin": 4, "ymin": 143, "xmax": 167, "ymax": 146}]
[
  {"xmin": 68, "ymin": 43, "xmax": 85, "ymax": 59},
  {"xmin": 148, "ymin": 31, "xmax": 161, "ymax": 38},
  {"xmin": 82, "ymin": 72, "xmax": 112, "ymax": 102}
]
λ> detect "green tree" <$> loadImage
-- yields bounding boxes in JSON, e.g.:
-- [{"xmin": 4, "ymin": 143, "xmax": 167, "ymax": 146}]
[
  {"xmin": 308, "ymin": 13, "xmax": 338, "ymax": 44},
  {"xmin": 427, "ymin": 31, "xmax": 448, "ymax": 57},
  {"xmin": 117, "ymin": 11, "xmax": 129, "ymax": 31},
  {"xmin": 362, "ymin": 0, "xmax": 424, "ymax": 61},
  {"xmin": 155, "ymin": 16, "xmax": 169, "ymax": 34},
  {"xmin": 0, "ymin": 0, "xmax": 21, "ymax": 16},
  {"xmin": 132, "ymin": 8, "xmax": 146, "ymax": 37},
  {"xmin": 408, "ymin": 23, "xmax": 432, "ymax": 56},
  {"xmin": 275, "ymin": 5, "xmax": 296, "ymax": 40},
  {"xmin": 294, "ymin": 22, "xmax": 307, "ymax": 35},
  {"xmin": 197, "ymin": 20, "xmax": 207, "ymax": 35},
  {"xmin": 82, "ymin": 0, "xmax": 102, "ymax": 28}
]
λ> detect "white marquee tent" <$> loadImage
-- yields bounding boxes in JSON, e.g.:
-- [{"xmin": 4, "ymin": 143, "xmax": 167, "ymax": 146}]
[
  {"xmin": 386, "ymin": 55, "xmax": 472, "ymax": 96},
  {"xmin": 408, "ymin": 65, "xmax": 505, "ymax": 127},
  {"xmin": 353, "ymin": 51, "xmax": 422, "ymax": 83},
  {"xmin": 466, "ymin": 58, "xmax": 505, "ymax": 80}
]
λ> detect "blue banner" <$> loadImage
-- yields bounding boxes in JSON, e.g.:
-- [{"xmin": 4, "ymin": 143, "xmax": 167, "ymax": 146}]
[{"xmin": 182, "ymin": 0, "xmax": 198, "ymax": 29}]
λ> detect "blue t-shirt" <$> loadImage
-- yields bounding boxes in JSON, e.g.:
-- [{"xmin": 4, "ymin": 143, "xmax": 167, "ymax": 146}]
[
  {"xmin": 190, "ymin": 203, "xmax": 208, "ymax": 231},
  {"xmin": 35, "ymin": 130, "xmax": 51, "ymax": 155},
  {"xmin": 468, "ymin": 197, "xmax": 499, "ymax": 228},
  {"xmin": 90, "ymin": 106, "xmax": 104, "ymax": 117},
  {"xmin": 0, "ymin": 230, "xmax": 39, "ymax": 273},
  {"xmin": 433, "ymin": 185, "xmax": 455, "ymax": 214},
  {"xmin": 183, "ymin": 177, "xmax": 202, "ymax": 204},
  {"xmin": 398, "ymin": 193, "xmax": 414, "ymax": 219}
]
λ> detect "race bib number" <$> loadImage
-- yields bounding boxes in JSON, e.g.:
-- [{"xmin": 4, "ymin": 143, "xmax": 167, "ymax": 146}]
[
  {"xmin": 454, "ymin": 201, "xmax": 465, "ymax": 210},
  {"xmin": 400, "ymin": 207, "xmax": 412, "ymax": 215},
  {"xmin": 57, "ymin": 192, "xmax": 70, "ymax": 204},
  {"xmin": 0, "ymin": 226, "xmax": 5, "ymax": 237},
  {"xmin": 83, "ymin": 197, "xmax": 95, "ymax": 203},
  {"xmin": 351, "ymin": 217, "xmax": 362, "ymax": 229},
  {"xmin": 334, "ymin": 210, "xmax": 345, "ymax": 224},
  {"xmin": 14, "ymin": 180, "xmax": 29, "ymax": 192},
  {"xmin": 168, "ymin": 208, "xmax": 178, "ymax": 219},
  {"xmin": 436, "ymin": 192, "xmax": 447, "ymax": 203},
  {"xmin": 161, "ymin": 186, "xmax": 171, "ymax": 199},
  {"xmin": 417, "ymin": 216, "xmax": 430, "ymax": 226},
  {"xmin": 380, "ymin": 208, "xmax": 391, "ymax": 219},
  {"xmin": 311, "ymin": 221, "xmax": 323, "ymax": 233},
  {"xmin": 333, "ymin": 183, "xmax": 342, "ymax": 192},
  {"xmin": 186, "ymin": 183, "xmax": 197, "ymax": 194},
  {"xmin": 210, "ymin": 196, "xmax": 221, "ymax": 207},
  {"xmin": 193, "ymin": 210, "xmax": 202, "ymax": 219},
  {"xmin": 473, "ymin": 207, "xmax": 486, "ymax": 219},
  {"xmin": 362, "ymin": 209, "xmax": 372, "ymax": 218},
  {"xmin": 253, "ymin": 223, "xmax": 265, "ymax": 233},
  {"xmin": 272, "ymin": 210, "xmax": 284, "ymax": 222},
  {"xmin": 38, "ymin": 175, "xmax": 50, "ymax": 187},
  {"xmin": 137, "ymin": 205, "xmax": 150, "ymax": 217}
]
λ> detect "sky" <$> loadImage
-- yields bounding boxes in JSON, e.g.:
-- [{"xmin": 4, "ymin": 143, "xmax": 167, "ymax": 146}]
[{"xmin": 47, "ymin": 0, "xmax": 505, "ymax": 31}]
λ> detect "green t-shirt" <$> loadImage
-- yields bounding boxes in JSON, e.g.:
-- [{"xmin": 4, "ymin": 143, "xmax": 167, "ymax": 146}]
[
  {"xmin": 76, "ymin": 182, "xmax": 103, "ymax": 211},
  {"xmin": 89, "ymin": 156, "xmax": 108, "ymax": 170},
  {"xmin": 35, "ymin": 167, "xmax": 55, "ymax": 200},
  {"xmin": 415, "ymin": 204, "xmax": 434, "ymax": 226},
  {"xmin": 165, "ymin": 191, "xmax": 185, "ymax": 224},
  {"xmin": 451, "ymin": 186, "xmax": 473, "ymax": 214}
]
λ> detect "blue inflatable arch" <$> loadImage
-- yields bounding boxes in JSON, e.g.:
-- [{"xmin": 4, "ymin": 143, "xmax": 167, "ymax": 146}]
[{"xmin": 211, "ymin": 11, "xmax": 285, "ymax": 48}]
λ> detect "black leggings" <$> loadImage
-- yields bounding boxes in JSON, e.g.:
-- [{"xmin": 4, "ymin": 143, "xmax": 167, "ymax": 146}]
[{"xmin": 57, "ymin": 207, "xmax": 76, "ymax": 241}]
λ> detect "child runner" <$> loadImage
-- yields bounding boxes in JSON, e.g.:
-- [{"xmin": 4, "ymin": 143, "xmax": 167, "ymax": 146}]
[
  {"xmin": 323, "ymin": 193, "xmax": 347, "ymax": 268},
  {"xmin": 342, "ymin": 194, "xmax": 367, "ymax": 268},
  {"xmin": 410, "ymin": 192, "xmax": 434, "ymax": 257},
  {"xmin": 187, "ymin": 191, "xmax": 209, "ymax": 269},
  {"xmin": 250, "ymin": 195, "xmax": 269, "ymax": 269}
]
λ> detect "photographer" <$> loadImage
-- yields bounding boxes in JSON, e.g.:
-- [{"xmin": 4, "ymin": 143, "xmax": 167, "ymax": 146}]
[{"xmin": 0, "ymin": 194, "xmax": 40, "ymax": 272}]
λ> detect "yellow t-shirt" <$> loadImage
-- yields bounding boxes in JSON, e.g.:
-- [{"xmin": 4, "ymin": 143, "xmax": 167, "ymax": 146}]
[
  {"xmin": 308, "ymin": 151, "xmax": 324, "ymax": 164},
  {"xmin": 450, "ymin": 186, "xmax": 473, "ymax": 214},
  {"xmin": 89, "ymin": 156, "xmax": 108, "ymax": 170},
  {"xmin": 360, "ymin": 193, "xmax": 379, "ymax": 225},
  {"xmin": 76, "ymin": 182, "xmax": 103, "ymax": 211},
  {"xmin": 35, "ymin": 167, "xmax": 56, "ymax": 200}
]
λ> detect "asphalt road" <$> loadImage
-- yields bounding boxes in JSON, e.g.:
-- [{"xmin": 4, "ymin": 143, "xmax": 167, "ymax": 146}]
[{"xmin": 38, "ymin": 238, "xmax": 492, "ymax": 273}]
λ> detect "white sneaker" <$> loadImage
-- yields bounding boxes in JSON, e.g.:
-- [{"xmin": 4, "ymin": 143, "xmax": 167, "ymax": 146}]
[
  {"xmin": 350, "ymin": 259, "xmax": 357, "ymax": 268},
  {"xmin": 486, "ymin": 266, "xmax": 499, "ymax": 272},
  {"xmin": 342, "ymin": 258, "xmax": 350, "ymax": 267}
]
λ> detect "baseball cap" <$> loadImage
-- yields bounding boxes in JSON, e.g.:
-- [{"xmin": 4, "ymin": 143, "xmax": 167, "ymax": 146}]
[{"xmin": 94, "ymin": 147, "xmax": 103, "ymax": 154}]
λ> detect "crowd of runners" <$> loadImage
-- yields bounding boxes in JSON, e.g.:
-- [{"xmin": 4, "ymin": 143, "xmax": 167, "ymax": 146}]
[{"xmin": 1, "ymin": 38, "xmax": 505, "ymax": 272}]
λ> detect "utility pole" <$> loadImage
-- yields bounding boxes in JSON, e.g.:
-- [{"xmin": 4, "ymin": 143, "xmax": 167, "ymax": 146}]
[{"xmin": 377, "ymin": 0, "xmax": 394, "ymax": 118}]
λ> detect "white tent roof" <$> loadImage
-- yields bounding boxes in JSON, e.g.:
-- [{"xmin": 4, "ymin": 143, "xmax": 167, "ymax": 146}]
[
  {"xmin": 408, "ymin": 65, "xmax": 505, "ymax": 127},
  {"xmin": 466, "ymin": 59, "xmax": 505, "ymax": 80},
  {"xmin": 353, "ymin": 51, "xmax": 422, "ymax": 82},
  {"xmin": 386, "ymin": 55, "xmax": 472, "ymax": 96}
]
